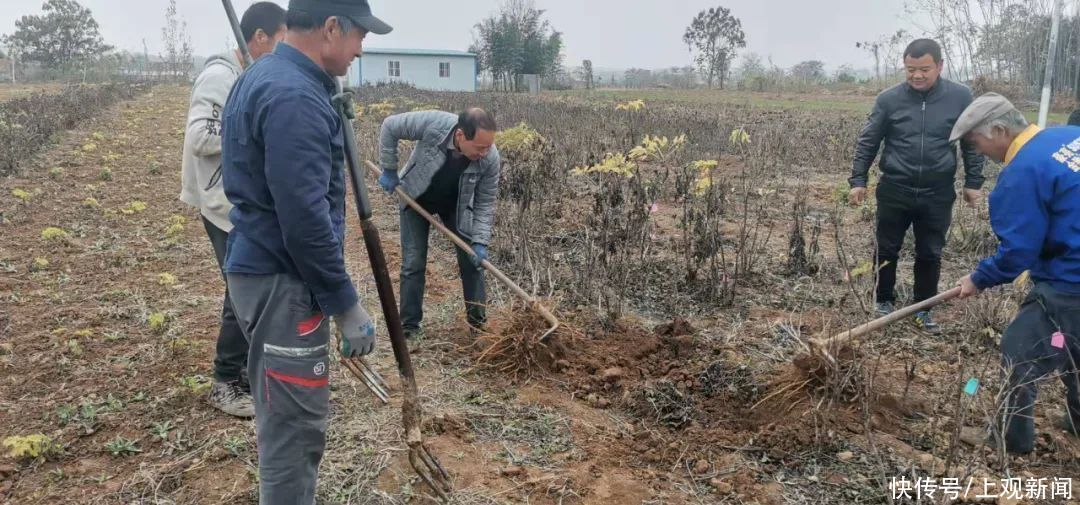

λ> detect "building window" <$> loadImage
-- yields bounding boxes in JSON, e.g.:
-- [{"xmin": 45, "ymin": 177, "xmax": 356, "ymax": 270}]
[
  {"xmin": 439, "ymin": 62, "xmax": 450, "ymax": 78},
  {"xmin": 388, "ymin": 61, "xmax": 400, "ymax": 77}
]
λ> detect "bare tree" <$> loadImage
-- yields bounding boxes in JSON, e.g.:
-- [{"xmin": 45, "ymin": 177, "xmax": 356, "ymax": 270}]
[
  {"xmin": 683, "ymin": 6, "xmax": 746, "ymax": 89},
  {"xmin": 857, "ymin": 29, "xmax": 907, "ymax": 84},
  {"xmin": 161, "ymin": 0, "xmax": 193, "ymax": 81}
]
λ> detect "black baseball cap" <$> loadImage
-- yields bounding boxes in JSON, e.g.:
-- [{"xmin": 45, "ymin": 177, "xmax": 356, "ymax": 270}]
[{"xmin": 288, "ymin": 0, "xmax": 393, "ymax": 35}]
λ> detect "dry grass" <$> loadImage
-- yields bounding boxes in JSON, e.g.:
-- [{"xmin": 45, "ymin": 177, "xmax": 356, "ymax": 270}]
[{"xmin": 1, "ymin": 85, "xmax": 1078, "ymax": 505}]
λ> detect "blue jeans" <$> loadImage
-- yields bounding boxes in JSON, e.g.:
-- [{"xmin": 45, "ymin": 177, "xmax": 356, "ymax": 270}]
[
  {"xmin": 399, "ymin": 205, "xmax": 486, "ymax": 332},
  {"xmin": 1000, "ymin": 283, "xmax": 1080, "ymax": 453}
]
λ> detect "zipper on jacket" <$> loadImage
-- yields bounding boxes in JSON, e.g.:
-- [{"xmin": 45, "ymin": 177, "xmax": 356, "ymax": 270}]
[{"xmin": 919, "ymin": 100, "xmax": 926, "ymax": 187}]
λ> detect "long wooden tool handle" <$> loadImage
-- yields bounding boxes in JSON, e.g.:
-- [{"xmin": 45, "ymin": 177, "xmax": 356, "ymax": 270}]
[
  {"xmin": 813, "ymin": 287, "xmax": 962, "ymax": 349},
  {"xmin": 363, "ymin": 160, "xmax": 560, "ymax": 329},
  {"xmin": 221, "ymin": 0, "xmax": 253, "ymax": 66}
]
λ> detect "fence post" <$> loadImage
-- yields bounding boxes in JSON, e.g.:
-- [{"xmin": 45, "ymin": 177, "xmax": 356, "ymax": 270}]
[{"xmin": 1038, "ymin": 0, "xmax": 1065, "ymax": 127}]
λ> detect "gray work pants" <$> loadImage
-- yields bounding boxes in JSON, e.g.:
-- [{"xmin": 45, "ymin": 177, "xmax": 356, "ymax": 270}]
[{"xmin": 227, "ymin": 273, "xmax": 331, "ymax": 505}]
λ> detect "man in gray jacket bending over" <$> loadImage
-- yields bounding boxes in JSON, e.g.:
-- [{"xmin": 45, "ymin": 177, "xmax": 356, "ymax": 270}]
[
  {"xmin": 179, "ymin": 2, "xmax": 286, "ymax": 417},
  {"xmin": 378, "ymin": 109, "xmax": 499, "ymax": 338}
]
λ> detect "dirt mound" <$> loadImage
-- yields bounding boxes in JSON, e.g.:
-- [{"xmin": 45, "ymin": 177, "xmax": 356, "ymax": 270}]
[{"xmin": 653, "ymin": 317, "xmax": 695, "ymax": 337}]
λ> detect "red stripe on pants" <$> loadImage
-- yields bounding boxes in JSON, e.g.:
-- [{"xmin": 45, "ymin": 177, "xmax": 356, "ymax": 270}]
[{"xmin": 266, "ymin": 369, "xmax": 328, "ymax": 388}]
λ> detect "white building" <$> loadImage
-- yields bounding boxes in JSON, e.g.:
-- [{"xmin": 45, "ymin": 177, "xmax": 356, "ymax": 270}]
[{"xmin": 348, "ymin": 48, "xmax": 477, "ymax": 92}]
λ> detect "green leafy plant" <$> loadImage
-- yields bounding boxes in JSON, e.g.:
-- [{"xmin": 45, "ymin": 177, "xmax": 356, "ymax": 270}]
[
  {"xmin": 150, "ymin": 420, "xmax": 174, "ymax": 440},
  {"xmin": 31, "ymin": 257, "xmax": 49, "ymax": 271},
  {"xmin": 223, "ymin": 435, "xmax": 249, "ymax": 456},
  {"xmin": 55, "ymin": 405, "xmax": 77, "ymax": 425},
  {"xmin": 41, "ymin": 227, "xmax": 68, "ymax": 242},
  {"xmin": 180, "ymin": 375, "xmax": 211, "ymax": 395},
  {"xmin": 148, "ymin": 312, "xmax": 168, "ymax": 333},
  {"xmin": 66, "ymin": 338, "xmax": 82, "ymax": 356},
  {"xmin": 78, "ymin": 400, "xmax": 100, "ymax": 429},
  {"xmin": 120, "ymin": 201, "xmax": 147, "ymax": 215},
  {"xmin": 105, "ymin": 436, "xmax": 140, "ymax": 456}
]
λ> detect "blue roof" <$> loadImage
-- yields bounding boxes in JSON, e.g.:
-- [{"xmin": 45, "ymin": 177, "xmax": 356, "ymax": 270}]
[{"xmin": 362, "ymin": 48, "xmax": 476, "ymax": 58}]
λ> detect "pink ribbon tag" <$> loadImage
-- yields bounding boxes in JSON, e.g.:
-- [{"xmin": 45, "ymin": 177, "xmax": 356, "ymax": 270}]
[
  {"xmin": 1051, "ymin": 331, "xmax": 1066, "ymax": 349},
  {"xmin": 650, "ymin": 203, "xmax": 659, "ymax": 214}
]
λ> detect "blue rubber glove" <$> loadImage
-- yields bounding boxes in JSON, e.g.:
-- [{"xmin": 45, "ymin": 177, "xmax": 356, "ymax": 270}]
[
  {"xmin": 378, "ymin": 169, "xmax": 399, "ymax": 193},
  {"xmin": 471, "ymin": 244, "xmax": 488, "ymax": 268}
]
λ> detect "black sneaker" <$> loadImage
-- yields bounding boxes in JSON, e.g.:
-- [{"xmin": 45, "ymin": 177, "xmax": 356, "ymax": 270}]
[
  {"xmin": 875, "ymin": 301, "xmax": 895, "ymax": 317},
  {"xmin": 209, "ymin": 380, "xmax": 255, "ymax": 418},
  {"xmin": 404, "ymin": 328, "xmax": 423, "ymax": 340},
  {"xmin": 915, "ymin": 311, "xmax": 942, "ymax": 335}
]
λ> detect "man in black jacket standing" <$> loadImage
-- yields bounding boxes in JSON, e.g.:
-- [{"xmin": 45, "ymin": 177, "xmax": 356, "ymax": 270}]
[{"xmin": 849, "ymin": 39, "xmax": 985, "ymax": 333}]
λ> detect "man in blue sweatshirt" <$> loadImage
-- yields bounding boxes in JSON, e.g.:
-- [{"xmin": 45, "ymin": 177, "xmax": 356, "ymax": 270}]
[
  {"xmin": 220, "ymin": 0, "xmax": 391, "ymax": 502},
  {"xmin": 952, "ymin": 93, "xmax": 1080, "ymax": 454}
]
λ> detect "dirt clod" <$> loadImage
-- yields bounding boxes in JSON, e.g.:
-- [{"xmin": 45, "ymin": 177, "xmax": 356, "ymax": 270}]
[
  {"xmin": 654, "ymin": 317, "xmax": 695, "ymax": 337},
  {"xmin": 693, "ymin": 459, "xmax": 710, "ymax": 474},
  {"xmin": 601, "ymin": 367, "xmax": 624, "ymax": 383},
  {"xmin": 710, "ymin": 478, "xmax": 733, "ymax": 494},
  {"xmin": 500, "ymin": 466, "xmax": 526, "ymax": 477}
]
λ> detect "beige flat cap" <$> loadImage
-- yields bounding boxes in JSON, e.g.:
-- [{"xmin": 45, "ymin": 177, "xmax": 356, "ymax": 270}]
[{"xmin": 950, "ymin": 92, "xmax": 1019, "ymax": 143}]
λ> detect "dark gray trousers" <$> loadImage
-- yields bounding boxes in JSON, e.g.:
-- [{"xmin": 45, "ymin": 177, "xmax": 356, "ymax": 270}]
[
  {"xmin": 202, "ymin": 217, "xmax": 247, "ymax": 383},
  {"xmin": 399, "ymin": 205, "xmax": 486, "ymax": 331},
  {"xmin": 1000, "ymin": 283, "xmax": 1080, "ymax": 453},
  {"xmin": 227, "ymin": 273, "xmax": 331, "ymax": 505}
]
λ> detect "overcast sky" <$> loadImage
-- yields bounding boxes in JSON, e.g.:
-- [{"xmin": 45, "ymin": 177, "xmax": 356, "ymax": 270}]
[{"xmin": 2, "ymin": 0, "xmax": 916, "ymax": 71}]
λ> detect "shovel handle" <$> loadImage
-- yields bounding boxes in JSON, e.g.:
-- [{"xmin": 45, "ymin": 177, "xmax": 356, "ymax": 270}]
[
  {"xmin": 363, "ymin": 160, "xmax": 560, "ymax": 335},
  {"xmin": 812, "ymin": 287, "xmax": 962, "ymax": 350}
]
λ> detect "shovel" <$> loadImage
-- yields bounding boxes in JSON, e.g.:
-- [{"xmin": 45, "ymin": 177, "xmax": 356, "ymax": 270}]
[
  {"xmin": 809, "ymin": 287, "xmax": 962, "ymax": 365},
  {"xmin": 219, "ymin": 0, "xmax": 450, "ymax": 499},
  {"xmin": 363, "ymin": 160, "xmax": 561, "ymax": 342}
]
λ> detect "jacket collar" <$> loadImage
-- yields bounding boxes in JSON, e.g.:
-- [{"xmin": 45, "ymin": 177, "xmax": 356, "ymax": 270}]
[
  {"xmin": 273, "ymin": 43, "xmax": 337, "ymax": 92},
  {"xmin": 1005, "ymin": 124, "xmax": 1042, "ymax": 165},
  {"xmin": 905, "ymin": 77, "xmax": 944, "ymax": 99}
]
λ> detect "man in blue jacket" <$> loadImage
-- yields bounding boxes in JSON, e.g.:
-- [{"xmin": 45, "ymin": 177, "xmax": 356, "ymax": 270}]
[
  {"xmin": 952, "ymin": 93, "xmax": 1080, "ymax": 454},
  {"xmin": 377, "ymin": 109, "xmax": 500, "ymax": 338},
  {"xmin": 850, "ymin": 39, "xmax": 985, "ymax": 333},
  {"xmin": 220, "ymin": 0, "xmax": 391, "ymax": 502}
]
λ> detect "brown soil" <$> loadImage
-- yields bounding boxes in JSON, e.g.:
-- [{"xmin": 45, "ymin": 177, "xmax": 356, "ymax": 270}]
[{"xmin": 1, "ymin": 86, "xmax": 1077, "ymax": 505}]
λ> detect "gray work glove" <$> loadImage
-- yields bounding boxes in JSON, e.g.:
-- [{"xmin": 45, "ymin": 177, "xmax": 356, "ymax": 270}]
[{"xmin": 334, "ymin": 303, "xmax": 376, "ymax": 358}]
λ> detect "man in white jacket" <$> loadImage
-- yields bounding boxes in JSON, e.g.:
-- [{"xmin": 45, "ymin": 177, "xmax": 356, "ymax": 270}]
[{"xmin": 179, "ymin": 2, "xmax": 286, "ymax": 418}]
